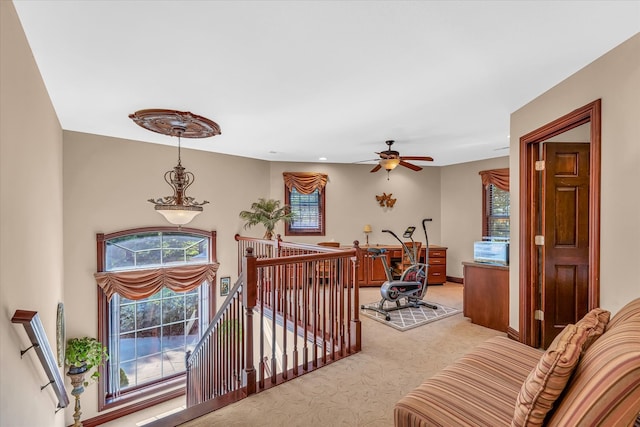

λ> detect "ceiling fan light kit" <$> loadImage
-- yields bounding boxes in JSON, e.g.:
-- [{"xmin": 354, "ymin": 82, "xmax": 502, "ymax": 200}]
[
  {"xmin": 370, "ymin": 140, "xmax": 433, "ymax": 179},
  {"xmin": 128, "ymin": 109, "xmax": 221, "ymax": 226},
  {"xmin": 379, "ymin": 158, "xmax": 400, "ymax": 171}
]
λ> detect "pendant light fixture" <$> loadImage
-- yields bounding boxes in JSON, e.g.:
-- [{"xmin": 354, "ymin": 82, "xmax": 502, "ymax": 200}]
[{"xmin": 129, "ymin": 109, "xmax": 221, "ymax": 225}]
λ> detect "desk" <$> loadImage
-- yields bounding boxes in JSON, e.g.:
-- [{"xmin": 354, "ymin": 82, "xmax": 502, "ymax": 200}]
[
  {"xmin": 357, "ymin": 245, "xmax": 447, "ymax": 287},
  {"xmin": 462, "ymin": 261, "xmax": 509, "ymax": 332}
]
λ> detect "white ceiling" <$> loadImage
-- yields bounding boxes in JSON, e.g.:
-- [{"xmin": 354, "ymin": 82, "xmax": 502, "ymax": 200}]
[{"xmin": 12, "ymin": 1, "xmax": 640, "ymax": 166}]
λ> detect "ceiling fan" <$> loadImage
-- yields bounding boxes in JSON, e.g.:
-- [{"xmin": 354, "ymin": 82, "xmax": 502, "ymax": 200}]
[{"xmin": 370, "ymin": 140, "xmax": 434, "ymax": 174}]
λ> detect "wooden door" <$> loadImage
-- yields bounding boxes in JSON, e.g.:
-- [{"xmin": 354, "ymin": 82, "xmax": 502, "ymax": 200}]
[
  {"xmin": 541, "ymin": 142, "xmax": 590, "ymax": 347},
  {"xmin": 519, "ymin": 99, "xmax": 601, "ymax": 349}
]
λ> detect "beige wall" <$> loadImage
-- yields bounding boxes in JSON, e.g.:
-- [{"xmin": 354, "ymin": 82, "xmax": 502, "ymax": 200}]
[
  {"xmin": 440, "ymin": 157, "xmax": 510, "ymax": 278},
  {"xmin": 267, "ymin": 162, "xmax": 442, "ymax": 247},
  {"xmin": 268, "ymin": 157, "xmax": 514, "ymax": 281},
  {"xmin": 63, "ymin": 131, "xmax": 269, "ymax": 422},
  {"xmin": 509, "ymin": 33, "xmax": 640, "ymax": 329},
  {"xmin": 0, "ymin": 2, "xmax": 65, "ymax": 426}
]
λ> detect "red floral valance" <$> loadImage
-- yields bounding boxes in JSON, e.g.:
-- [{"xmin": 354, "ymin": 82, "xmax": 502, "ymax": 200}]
[
  {"xmin": 479, "ymin": 168, "xmax": 509, "ymax": 191},
  {"xmin": 95, "ymin": 263, "xmax": 219, "ymax": 301},
  {"xmin": 283, "ymin": 172, "xmax": 328, "ymax": 195}
]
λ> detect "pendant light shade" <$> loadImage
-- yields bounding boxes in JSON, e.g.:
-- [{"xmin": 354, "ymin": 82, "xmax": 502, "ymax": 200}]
[{"xmin": 155, "ymin": 205, "xmax": 203, "ymax": 225}]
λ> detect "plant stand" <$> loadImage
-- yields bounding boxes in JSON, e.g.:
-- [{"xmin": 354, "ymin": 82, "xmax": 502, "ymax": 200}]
[{"xmin": 67, "ymin": 370, "xmax": 86, "ymax": 427}]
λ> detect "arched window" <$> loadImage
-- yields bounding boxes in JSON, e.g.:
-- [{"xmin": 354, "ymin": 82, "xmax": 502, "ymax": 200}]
[{"xmin": 95, "ymin": 227, "xmax": 218, "ymax": 412}]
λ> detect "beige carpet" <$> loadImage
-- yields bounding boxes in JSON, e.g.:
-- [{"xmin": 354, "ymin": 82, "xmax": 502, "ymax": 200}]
[{"xmin": 180, "ymin": 283, "xmax": 502, "ymax": 427}]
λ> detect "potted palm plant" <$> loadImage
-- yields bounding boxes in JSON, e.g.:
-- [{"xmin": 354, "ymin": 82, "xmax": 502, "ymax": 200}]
[{"xmin": 239, "ymin": 198, "xmax": 294, "ymax": 239}]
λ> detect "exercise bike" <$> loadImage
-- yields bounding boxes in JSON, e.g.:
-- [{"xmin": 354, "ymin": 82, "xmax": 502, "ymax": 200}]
[{"xmin": 361, "ymin": 218, "xmax": 437, "ymax": 321}]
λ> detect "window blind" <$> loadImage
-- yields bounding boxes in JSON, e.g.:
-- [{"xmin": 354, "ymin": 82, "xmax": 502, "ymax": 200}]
[{"xmin": 486, "ymin": 184, "xmax": 510, "ymax": 238}]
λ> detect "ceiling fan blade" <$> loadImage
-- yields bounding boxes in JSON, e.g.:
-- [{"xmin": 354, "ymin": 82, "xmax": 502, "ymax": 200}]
[
  {"xmin": 399, "ymin": 156, "xmax": 434, "ymax": 162},
  {"xmin": 399, "ymin": 160, "xmax": 422, "ymax": 171},
  {"xmin": 370, "ymin": 164, "xmax": 382, "ymax": 173}
]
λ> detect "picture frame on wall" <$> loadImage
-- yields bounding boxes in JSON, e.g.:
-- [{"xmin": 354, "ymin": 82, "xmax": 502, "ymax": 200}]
[{"xmin": 220, "ymin": 276, "xmax": 230, "ymax": 296}]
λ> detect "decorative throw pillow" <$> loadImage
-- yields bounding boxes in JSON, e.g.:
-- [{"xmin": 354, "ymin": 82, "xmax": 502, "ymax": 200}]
[
  {"xmin": 574, "ymin": 308, "xmax": 610, "ymax": 350},
  {"xmin": 511, "ymin": 324, "xmax": 589, "ymax": 427},
  {"xmin": 547, "ymin": 308, "xmax": 610, "ymax": 353}
]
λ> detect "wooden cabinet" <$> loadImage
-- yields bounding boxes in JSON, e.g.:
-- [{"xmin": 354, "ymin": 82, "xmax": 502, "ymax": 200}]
[
  {"xmin": 427, "ymin": 247, "xmax": 447, "ymax": 285},
  {"xmin": 357, "ymin": 249, "xmax": 390, "ymax": 286},
  {"xmin": 462, "ymin": 262, "xmax": 509, "ymax": 332},
  {"xmin": 358, "ymin": 245, "xmax": 447, "ymax": 287}
]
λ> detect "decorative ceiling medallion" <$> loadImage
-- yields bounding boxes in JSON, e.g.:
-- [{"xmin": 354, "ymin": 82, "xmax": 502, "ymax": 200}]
[
  {"xmin": 129, "ymin": 108, "xmax": 219, "ymax": 226},
  {"xmin": 128, "ymin": 109, "xmax": 221, "ymax": 138}
]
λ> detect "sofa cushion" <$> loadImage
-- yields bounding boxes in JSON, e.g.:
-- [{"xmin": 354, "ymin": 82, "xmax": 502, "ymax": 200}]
[
  {"xmin": 511, "ymin": 324, "xmax": 588, "ymax": 427},
  {"xmin": 606, "ymin": 297, "xmax": 640, "ymax": 331},
  {"xmin": 547, "ymin": 320, "xmax": 640, "ymax": 426}
]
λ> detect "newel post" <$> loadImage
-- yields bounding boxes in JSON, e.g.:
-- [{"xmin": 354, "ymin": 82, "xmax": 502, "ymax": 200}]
[
  {"xmin": 275, "ymin": 234, "xmax": 283, "ymax": 257},
  {"xmin": 242, "ymin": 247, "xmax": 257, "ymax": 395},
  {"xmin": 351, "ymin": 240, "xmax": 362, "ymax": 351}
]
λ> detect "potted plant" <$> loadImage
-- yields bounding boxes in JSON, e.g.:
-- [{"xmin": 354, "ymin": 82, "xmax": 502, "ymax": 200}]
[
  {"xmin": 239, "ymin": 198, "xmax": 294, "ymax": 239},
  {"xmin": 65, "ymin": 337, "xmax": 108, "ymax": 427},
  {"xmin": 65, "ymin": 337, "xmax": 108, "ymax": 384}
]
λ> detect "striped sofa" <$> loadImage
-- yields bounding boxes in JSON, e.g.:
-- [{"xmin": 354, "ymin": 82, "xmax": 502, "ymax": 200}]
[{"xmin": 395, "ymin": 297, "xmax": 640, "ymax": 426}]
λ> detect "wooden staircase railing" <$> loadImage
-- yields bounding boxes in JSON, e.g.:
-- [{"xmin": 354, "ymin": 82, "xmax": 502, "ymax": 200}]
[
  {"xmin": 185, "ymin": 275, "xmax": 245, "ymax": 406},
  {"xmin": 164, "ymin": 237, "xmax": 361, "ymax": 426}
]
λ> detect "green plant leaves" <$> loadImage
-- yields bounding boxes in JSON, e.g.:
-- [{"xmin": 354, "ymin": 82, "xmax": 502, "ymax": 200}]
[
  {"xmin": 65, "ymin": 337, "xmax": 109, "ymax": 382},
  {"xmin": 239, "ymin": 198, "xmax": 294, "ymax": 239}
]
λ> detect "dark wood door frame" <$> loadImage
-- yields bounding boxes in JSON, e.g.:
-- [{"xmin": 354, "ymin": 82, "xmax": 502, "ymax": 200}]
[{"xmin": 518, "ymin": 99, "xmax": 601, "ymax": 347}]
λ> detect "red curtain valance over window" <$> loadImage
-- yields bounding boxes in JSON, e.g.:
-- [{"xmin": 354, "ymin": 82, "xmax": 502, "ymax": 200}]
[
  {"xmin": 479, "ymin": 168, "xmax": 509, "ymax": 191},
  {"xmin": 95, "ymin": 263, "xmax": 219, "ymax": 301},
  {"xmin": 283, "ymin": 172, "xmax": 328, "ymax": 195}
]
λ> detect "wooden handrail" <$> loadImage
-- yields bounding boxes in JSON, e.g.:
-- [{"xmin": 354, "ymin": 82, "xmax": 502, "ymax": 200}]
[
  {"xmin": 255, "ymin": 249, "xmax": 356, "ymax": 266},
  {"xmin": 185, "ymin": 274, "xmax": 246, "ymax": 407},
  {"xmin": 234, "ymin": 234, "xmax": 356, "ymax": 274},
  {"xmin": 11, "ymin": 310, "xmax": 70, "ymax": 411},
  {"xmin": 186, "ymin": 276, "xmax": 244, "ymax": 367}
]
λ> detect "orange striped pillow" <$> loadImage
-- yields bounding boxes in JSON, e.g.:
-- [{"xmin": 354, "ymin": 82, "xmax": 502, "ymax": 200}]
[
  {"xmin": 547, "ymin": 308, "xmax": 610, "ymax": 353},
  {"xmin": 574, "ymin": 308, "xmax": 609, "ymax": 350},
  {"xmin": 511, "ymin": 324, "xmax": 589, "ymax": 427}
]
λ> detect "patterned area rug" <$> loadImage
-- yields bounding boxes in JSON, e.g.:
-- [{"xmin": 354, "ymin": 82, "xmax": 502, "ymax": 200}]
[{"xmin": 360, "ymin": 300, "xmax": 461, "ymax": 331}]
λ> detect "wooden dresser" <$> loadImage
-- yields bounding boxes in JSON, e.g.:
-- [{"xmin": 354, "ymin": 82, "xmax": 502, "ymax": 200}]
[
  {"xmin": 358, "ymin": 245, "xmax": 447, "ymax": 287},
  {"xmin": 462, "ymin": 261, "xmax": 509, "ymax": 332}
]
